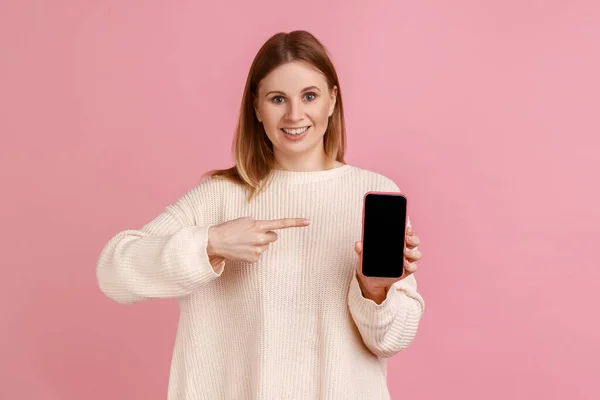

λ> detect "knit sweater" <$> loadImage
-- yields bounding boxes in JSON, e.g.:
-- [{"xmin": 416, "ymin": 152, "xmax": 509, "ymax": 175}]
[{"xmin": 96, "ymin": 164, "xmax": 425, "ymax": 400}]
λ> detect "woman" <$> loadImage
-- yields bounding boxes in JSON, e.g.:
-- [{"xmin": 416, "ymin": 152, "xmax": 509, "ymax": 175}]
[{"xmin": 96, "ymin": 30, "xmax": 425, "ymax": 400}]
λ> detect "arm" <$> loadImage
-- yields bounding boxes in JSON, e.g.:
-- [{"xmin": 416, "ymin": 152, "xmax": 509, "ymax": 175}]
[
  {"xmin": 96, "ymin": 186, "xmax": 222, "ymax": 305},
  {"xmin": 348, "ymin": 175, "xmax": 425, "ymax": 358},
  {"xmin": 348, "ymin": 272, "xmax": 425, "ymax": 358}
]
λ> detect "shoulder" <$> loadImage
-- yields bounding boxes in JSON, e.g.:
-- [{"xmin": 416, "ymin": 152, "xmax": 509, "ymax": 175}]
[
  {"xmin": 346, "ymin": 165, "xmax": 402, "ymax": 192},
  {"xmin": 168, "ymin": 174, "xmax": 244, "ymax": 225},
  {"xmin": 183, "ymin": 174, "xmax": 247, "ymax": 206},
  {"xmin": 191, "ymin": 174, "xmax": 240, "ymax": 196}
]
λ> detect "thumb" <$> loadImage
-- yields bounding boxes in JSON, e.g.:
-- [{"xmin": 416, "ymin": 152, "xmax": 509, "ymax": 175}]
[{"xmin": 354, "ymin": 241, "xmax": 362, "ymax": 255}]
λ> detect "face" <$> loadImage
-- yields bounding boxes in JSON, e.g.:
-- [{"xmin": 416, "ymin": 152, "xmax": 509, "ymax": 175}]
[{"xmin": 254, "ymin": 61, "xmax": 337, "ymax": 168}]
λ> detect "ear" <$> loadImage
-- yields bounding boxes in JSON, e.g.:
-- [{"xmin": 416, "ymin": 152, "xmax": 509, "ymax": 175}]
[
  {"xmin": 329, "ymin": 85, "xmax": 338, "ymax": 117},
  {"xmin": 252, "ymin": 94, "xmax": 262, "ymax": 122}
]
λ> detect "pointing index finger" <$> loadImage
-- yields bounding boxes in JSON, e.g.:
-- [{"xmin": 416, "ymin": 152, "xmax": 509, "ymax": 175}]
[{"xmin": 258, "ymin": 218, "xmax": 310, "ymax": 231}]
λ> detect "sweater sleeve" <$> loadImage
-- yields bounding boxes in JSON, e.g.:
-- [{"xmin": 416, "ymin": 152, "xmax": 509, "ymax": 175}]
[
  {"xmin": 348, "ymin": 176, "xmax": 425, "ymax": 358},
  {"xmin": 347, "ymin": 271, "xmax": 425, "ymax": 358},
  {"xmin": 96, "ymin": 185, "xmax": 223, "ymax": 305}
]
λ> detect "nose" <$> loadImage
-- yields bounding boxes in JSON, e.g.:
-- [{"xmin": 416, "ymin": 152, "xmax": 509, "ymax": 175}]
[{"xmin": 285, "ymin": 99, "xmax": 303, "ymax": 122}]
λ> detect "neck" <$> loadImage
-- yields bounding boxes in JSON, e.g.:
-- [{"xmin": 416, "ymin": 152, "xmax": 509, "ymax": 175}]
[{"xmin": 273, "ymin": 152, "xmax": 339, "ymax": 172}]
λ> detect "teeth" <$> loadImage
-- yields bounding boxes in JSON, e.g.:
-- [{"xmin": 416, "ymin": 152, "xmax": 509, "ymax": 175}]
[{"xmin": 282, "ymin": 127, "xmax": 309, "ymax": 135}]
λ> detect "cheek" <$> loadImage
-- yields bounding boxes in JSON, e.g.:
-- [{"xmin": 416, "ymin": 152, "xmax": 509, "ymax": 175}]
[
  {"xmin": 261, "ymin": 108, "xmax": 284, "ymax": 141},
  {"xmin": 321, "ymin": 99, "xmax": 333, "ymax": 117},
  {"xmin": 262, "ymin": 106, "xmax": 282, "ymax": 127},
  {"xmin": 314, "ymin": 102, "xmax": 331, "ymax": 124}
]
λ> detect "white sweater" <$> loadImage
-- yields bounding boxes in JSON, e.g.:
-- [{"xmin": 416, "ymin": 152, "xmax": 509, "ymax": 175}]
[{"xmin": 96, "ymin": 164, "xmax": 425, "ymax": 400}]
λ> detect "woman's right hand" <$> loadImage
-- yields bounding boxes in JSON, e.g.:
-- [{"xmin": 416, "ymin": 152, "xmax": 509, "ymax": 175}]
[{"xmin": 207, "ymin": 217, "xmax": 310, "ymax": 263}]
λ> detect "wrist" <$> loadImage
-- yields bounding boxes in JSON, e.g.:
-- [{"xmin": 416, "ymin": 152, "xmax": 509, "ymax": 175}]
[
  {"xmin": 206, "ymin": 226, "xmax": 221, "ymax": 258},
  {"xmin": 357, "ymin": 275, "xmax": 387, "ymax": 304},
  {"xmin": 363, "ymin": 287, "xmax": 386, "ymax": 304}
]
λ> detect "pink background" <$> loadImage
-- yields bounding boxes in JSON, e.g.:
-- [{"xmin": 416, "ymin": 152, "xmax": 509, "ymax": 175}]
[{"xmin": 1, "ymin": 0, "xmax": 598, "ymax": 399}]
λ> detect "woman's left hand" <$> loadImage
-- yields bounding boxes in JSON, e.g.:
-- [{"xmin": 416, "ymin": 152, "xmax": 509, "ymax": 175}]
[{"xmin": 354, "ymin": 225, "xmax": 422, "ymax": 303}]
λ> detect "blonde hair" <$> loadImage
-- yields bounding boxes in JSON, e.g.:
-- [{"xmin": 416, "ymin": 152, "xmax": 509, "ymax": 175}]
[{"xmin": 204, "ymin": 30, "xmax": 347, "ymax": 200}]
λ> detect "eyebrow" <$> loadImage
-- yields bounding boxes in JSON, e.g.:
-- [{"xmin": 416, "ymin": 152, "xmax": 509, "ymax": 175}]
[{"xmin": 265, "ymin": 86, "xmax": 322, "ymax": 97}]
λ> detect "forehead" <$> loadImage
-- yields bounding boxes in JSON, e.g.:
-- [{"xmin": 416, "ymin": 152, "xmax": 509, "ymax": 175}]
[{"xmin": 259, "ymin": 61, "xmax": 328, "ymax": 92}]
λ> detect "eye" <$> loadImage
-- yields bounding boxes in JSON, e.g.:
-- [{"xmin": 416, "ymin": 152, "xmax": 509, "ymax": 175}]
[
  {"xmin": 304, "ymin": 92, "xmax": 317, "ymax": 101},
  {"xmin": 271, "ymin": 96, "xmax": 285, "ymax": 104}
]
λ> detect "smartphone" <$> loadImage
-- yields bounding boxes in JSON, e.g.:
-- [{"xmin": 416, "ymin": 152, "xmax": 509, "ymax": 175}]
[{"xmin": 360, "ymin": 191, "xmax": 408, "ymax": 278}]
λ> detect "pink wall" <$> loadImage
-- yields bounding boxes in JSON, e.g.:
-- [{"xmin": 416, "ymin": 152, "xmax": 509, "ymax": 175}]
[{"xmin": 1, "ymin": 0, "xmax": 598, "ymax": 399}]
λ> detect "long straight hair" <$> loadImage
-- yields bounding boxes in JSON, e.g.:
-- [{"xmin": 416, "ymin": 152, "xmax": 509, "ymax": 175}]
[{"xmin": 205, "ymin": 30, "xmax": 347, "ymax": 200}]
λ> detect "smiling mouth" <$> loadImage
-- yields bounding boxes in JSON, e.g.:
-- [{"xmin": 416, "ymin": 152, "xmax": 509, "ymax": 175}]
[{"xmin": 281, "ymin": 126, "xmax": 310, "ymax": 135}]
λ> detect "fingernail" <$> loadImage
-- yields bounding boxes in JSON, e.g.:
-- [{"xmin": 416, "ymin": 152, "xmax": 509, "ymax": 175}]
[{"xmin": 304, "ymin": 219, "xmax": 310, "ymax": 225}]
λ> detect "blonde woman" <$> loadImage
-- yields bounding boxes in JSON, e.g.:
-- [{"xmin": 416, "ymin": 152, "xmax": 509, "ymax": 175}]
[{"xmin": 96, "ymin": 30, "xmax": 425, "ymax": 400}]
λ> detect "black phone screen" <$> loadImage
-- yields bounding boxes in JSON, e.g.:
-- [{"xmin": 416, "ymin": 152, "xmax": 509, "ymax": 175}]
[{"xmin": 361, "ymin": 192, "xmax": 407, "ymax": 278}]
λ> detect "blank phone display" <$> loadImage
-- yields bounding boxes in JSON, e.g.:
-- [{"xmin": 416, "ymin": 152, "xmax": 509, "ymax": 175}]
[{"xmin": 361, "ymin": 193, "xmax": 407, "ymax": 278}]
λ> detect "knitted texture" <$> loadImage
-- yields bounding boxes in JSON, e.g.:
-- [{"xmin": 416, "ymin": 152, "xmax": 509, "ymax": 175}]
[{"xmin": 96, "ymin": 164, "xmax": 425, "ymax": 400}]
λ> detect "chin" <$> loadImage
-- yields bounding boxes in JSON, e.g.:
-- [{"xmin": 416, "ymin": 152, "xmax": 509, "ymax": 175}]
[{"xmin": 279, "ymin": 140, "xmax": 324, "ymax": 157}]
